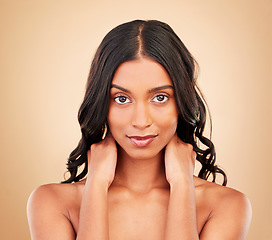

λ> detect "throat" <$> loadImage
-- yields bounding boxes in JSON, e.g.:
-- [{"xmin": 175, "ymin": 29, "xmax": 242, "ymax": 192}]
[{"xmin": 112, "ymin": 149, "xmax": 169, "ymax": 193}]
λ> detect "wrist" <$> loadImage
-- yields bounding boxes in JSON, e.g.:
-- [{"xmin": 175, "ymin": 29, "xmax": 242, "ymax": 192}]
[
  {"xmin": 86, "ymin": 174, "xmax": 111, "ymax": 190},
  {"xmin": 169, "ymin": 175, "xmax": 194, "ymax": 190}
]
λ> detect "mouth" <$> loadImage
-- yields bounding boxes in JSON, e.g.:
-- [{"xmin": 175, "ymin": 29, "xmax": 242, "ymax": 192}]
[{"xmin": 127, "ymin": 134, "xmax": 158, "ymax": 147}]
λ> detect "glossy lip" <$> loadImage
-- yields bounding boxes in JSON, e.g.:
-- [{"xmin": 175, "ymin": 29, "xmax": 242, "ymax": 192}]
[{"xmin": 127, "ymin": 134, "xmax": 158, "ymax": 147}]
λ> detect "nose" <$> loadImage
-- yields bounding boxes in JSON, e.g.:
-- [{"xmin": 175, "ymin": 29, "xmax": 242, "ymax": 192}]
[{"xmin": 131, "ymin": 102, "xmax": 152, "ymax": 130}]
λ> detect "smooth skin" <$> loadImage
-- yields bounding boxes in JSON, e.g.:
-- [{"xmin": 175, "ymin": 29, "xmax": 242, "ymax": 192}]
[{"xmin": 27, "ymin": 57, "xmax": 252, "ymax": 240}]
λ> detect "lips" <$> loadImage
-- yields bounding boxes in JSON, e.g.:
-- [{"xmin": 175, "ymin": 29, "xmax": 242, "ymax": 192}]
[{"xmin": 128, "ymin": 135, "xmax": 158, "ymax": 147}]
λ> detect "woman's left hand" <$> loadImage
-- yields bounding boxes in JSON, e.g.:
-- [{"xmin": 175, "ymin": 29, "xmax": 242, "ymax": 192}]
[{"xmin": 164, "ymin": 133, "xmax": 196, "ymax": 185}]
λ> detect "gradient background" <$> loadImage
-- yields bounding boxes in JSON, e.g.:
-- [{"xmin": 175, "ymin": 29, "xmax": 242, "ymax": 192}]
[{"xmin": 1, "ymin": 0, "xmax": 271, "ymax": 239}]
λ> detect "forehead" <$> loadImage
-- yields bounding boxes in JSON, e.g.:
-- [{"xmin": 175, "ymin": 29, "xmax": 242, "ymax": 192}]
[{"xmin": 111, "ymin": 57, "xmax": 172, "ymax": 88}]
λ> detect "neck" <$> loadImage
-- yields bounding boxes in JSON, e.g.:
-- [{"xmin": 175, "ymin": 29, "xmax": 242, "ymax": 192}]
[{"xmin": 112, "ymin": 146, "xmax": 169, "ymax": 193}]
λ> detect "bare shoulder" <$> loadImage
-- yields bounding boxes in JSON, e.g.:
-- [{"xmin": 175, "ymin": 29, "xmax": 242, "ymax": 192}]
[
  {"xmin": 194, "ymin": 176, "xmax": 251, "ymax": 211},
  {"xmin": 27, "ymin": 180, "xmax": 85, "ymax": 213},
  {"xmin": 27, "ymin": 180, "xmax": 85, "ymax": 240},
  {"xmin": 194, "ymin": 177, "xmax": 252, "ymax": 239},
  {"xmin": 29, "ymin": 183, "xmax": 71, "ymax": 207}
]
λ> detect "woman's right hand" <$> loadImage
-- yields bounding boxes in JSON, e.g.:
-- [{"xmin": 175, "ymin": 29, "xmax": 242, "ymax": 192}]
[{"xmin": 87, "ymin": 132, "xmax": 117, "ymax": 187}]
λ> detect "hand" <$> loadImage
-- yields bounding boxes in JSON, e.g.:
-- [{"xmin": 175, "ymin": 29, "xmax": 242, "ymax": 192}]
[
  {"xmin": 87, "ymin": 132, "xmax": 117, "ymax": 187},
  {"xmin": 164, "ymin": 134, "xmax": 196, "ymax": 185}
]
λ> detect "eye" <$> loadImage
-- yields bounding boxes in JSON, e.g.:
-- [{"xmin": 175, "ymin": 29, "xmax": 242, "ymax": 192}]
[
  {"xmin": 152, "ymin": 94, "xmax": 169, "ymax": 103},
  {"xmin": 114, "ymin": 95, "xmax": 131, "ymax": 104}
]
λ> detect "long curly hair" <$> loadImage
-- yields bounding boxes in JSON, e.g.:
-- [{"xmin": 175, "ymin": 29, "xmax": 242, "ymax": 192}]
[{"xmin": 62, "ymin": 19, "xmax": 227, "ymax": 186}]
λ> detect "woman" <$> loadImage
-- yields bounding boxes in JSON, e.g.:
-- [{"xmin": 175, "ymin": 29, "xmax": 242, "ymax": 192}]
[{"xmin": 27, "ymin": 20, "xmax": 252, "ymax": 239}]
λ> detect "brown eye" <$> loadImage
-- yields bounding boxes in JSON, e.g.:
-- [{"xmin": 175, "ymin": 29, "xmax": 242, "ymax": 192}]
[
  {"xmin": 114, "ymin": 95, "xmax": 131, "ymax": 104},
  {"xmin": 152, "ymin": 94, "xmax": 168, "ymax": 103}
]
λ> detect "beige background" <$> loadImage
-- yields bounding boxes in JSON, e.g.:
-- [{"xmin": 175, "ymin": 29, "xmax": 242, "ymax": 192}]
[{"xmin": 1, "ymin": 0, "xmax": 271, "ymax": 239}]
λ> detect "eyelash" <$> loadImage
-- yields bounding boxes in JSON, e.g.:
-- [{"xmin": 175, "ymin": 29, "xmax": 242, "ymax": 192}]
[
  {"xmin": 113, "ymin": 94, "xmax": 169, "ymax": 105},
  {"xmin": 152, "ymin": 94, "xmax": 169, "ymax": 103},
  {"xmin": 114, "ymin": 95, "xmax": 131, "ymax": 104}
]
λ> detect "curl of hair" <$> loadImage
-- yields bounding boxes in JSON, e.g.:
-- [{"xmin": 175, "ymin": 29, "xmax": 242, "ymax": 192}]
[{"xmin": 62, "ymin": 20, "xmax": 227, "ymax": 186}]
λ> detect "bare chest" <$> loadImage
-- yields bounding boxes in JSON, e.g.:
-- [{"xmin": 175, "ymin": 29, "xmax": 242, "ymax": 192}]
[
  {"xmin": 69, "ymin": 187, "xmax": 210, "ymax": 239},
  {"xmin": 108, "ymin": 189, "xmax": 169, "ymax": 240}
]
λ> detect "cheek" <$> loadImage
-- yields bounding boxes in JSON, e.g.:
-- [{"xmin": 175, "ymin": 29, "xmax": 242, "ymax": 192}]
[
  {"xmin": 107, "ymin": 106, "xmax": 128, "ymax": 135},
  {"xmin": 161, "ymin": 117, "xmax": 178, "ymax": 135},
  {"xmin": 157, "ymin": 106, "xmax": 178, "ymax": 136}
]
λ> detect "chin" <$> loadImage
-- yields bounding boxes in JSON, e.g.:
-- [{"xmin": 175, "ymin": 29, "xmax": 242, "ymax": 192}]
[{"xmin": 118, "ymin": 144, "xmax": 165, "ymax": 161}]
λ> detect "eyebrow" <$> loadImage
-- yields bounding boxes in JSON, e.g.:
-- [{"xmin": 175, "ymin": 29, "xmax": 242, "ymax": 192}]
[{"xmin": 111, "ymin": 84, "xmax": 173, "ymax": 93}]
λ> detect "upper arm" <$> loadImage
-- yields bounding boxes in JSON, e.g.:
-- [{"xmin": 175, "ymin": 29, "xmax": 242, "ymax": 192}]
[
  {"xmin": 27, "ymin": 185, "xmax": 76, "ymax": 240},
  {"xmin": 200, "ymin": 191, "xmax": 252, "ymax": 240}
]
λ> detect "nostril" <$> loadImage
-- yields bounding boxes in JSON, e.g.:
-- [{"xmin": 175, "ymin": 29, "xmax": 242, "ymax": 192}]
[
  {"xmin": 131, "ymin": 103, "xmax": 152, "ymax": 129},
  {"xmin": 132, "ymin": 121, "xmax": 152, "ymax": 129}
]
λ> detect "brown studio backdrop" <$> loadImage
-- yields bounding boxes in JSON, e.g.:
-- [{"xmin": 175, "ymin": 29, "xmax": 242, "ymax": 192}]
[{"xmin": 0, "ymin": 0, "xmax": 271, "ymax": 239}]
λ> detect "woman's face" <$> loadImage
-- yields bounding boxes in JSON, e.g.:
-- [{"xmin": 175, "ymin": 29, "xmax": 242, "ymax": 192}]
[{"xmin": 108, "ymin": 57, "xmax": 179, "ymax": 160}]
